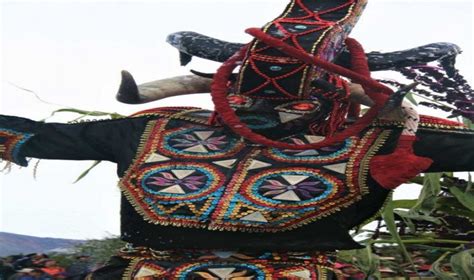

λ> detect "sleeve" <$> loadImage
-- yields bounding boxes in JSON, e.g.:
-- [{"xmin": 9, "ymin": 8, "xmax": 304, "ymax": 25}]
[{"xmin": 0, "ymin": 115, "xmax": 149, "ymax": 167}]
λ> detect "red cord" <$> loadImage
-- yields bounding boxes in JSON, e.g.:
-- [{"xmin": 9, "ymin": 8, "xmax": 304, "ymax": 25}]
[{"xmin": 211, "ymin": 32, "xmax": 392, "ymax": 150}]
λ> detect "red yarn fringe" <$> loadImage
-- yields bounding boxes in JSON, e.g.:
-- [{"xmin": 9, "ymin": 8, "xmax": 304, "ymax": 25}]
[
  {"xmin": 370, "ymin": 135, "xmax": 433, "ymax": 189},
  {"xmin": 313, "ymin": 76, "xmax": 350, "ymax": 135}
]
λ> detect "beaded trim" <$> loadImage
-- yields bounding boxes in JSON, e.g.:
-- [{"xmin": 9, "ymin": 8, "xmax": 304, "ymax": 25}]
[
  {"xmin": 130, "ymin": 106, "xmax": 200, "ymax": 118},
  {"xmin": 0, "ymin": 128, "xmax": 33, "ymax": 167},
  {"xmin": 373, "ymin": 115, "xmax": 471, "ymax": 132},
  {"xmin": 131, "ymin": 108, "xmax": 214, "ymax": 125}
]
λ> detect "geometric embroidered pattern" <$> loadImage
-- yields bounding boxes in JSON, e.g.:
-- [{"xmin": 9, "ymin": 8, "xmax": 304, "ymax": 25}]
[
  {"xmin": 141, "ymin": 164, "xmax": 222, "ymax": 199},
  {"xmin": 122, "ymin": 161, "xmax": 226, "ymax": 228},
  {"xmin": 172, "ymin": 263, "xmax": 267, "ymax": 279},
  {"xmin": 249, "ymin": 169, "xmax": 338, "ymax": 203},
  {"xmin": 128, "ymin": 260, "xmax": 167, "ymax": 279},
  {"xmin": 119, "ymin": 113, "xmax": 389, "ymax": 232},
  {"xmin": 213, "ymin": 167, "xmax": 351, "ymax": 232},
  {"xmin": 266, "ymin": 135, "xmax": 355, "ymax": 163},
  {"xmin": 122, "ymin": 249, "xmax": 331, "ymax": 280},
  {"xmin": 160, "ymin": 125, "xmax": 245, "ymax": 159},
  {"xmin": 235, "ymin": 0, "xmax": 368, "ymax": 99}
]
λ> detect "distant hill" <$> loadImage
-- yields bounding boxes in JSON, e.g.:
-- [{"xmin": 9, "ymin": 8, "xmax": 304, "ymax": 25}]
[{"xmin": 0, "ymin": 232, "xmax": 84, "ymax": 257}]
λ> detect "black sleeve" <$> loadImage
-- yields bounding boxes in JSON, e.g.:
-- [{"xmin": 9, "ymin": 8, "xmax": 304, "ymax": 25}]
[
  {"xmin": 0, "ymin": 115, "xmax": 148, "ymax": 166},
  {"xmin": 414, "ymin": 128, "xmax": 474, "ymax": 172}
]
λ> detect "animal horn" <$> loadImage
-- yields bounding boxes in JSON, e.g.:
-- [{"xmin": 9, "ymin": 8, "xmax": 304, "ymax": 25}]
[
  {"xmin": 116, "ymin": 71, "xmax": 212, "ymax": 104},
  {"xmin": 117, "ymin": 70, "xmax": 141, "ymax": 104},
  {"xmin": 379, "ymin": 82, "xmax": 419, "ymax": 116}
]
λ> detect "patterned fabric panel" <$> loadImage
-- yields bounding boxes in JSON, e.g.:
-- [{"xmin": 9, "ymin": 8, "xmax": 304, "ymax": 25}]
[
  {"xmin": 119, "ymin": 112, "xmax": 390, "ymax": 232},
  {"xmin": 115, "ymin": 247, "xmax": 333, "ymax": 280},
  {"xmin": 0, "ymin": 128, "xmax": 33, "ymax": 166},
  {"xmin": 208, "ymin": 129, "xmax": 385, "ymax": 232},
  {"xmin": 263, "ymin": 134, "xmax": 357, "ymax": 163},
  {"xmin": 148, "ymin": 261, "xmax": 328, "ymax": 280},
  {"xmin": 235, "ymin": 0, "xmax": 368, "ymax": 100}
]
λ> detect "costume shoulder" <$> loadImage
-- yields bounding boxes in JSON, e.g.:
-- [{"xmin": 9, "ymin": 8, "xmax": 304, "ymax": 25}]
[
  {"xmin": 0, "ymin": 107, "xmax": 210, "ymax": 167},
  {"xmin": 0, "ymin": 113, "xmax": 154, "ymax": 166}
]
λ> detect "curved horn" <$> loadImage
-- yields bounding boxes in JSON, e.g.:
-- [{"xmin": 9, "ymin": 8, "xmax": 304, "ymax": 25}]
[
  {"xmin": 379, "ymin": 82, "xmax": 419, "ymax": 117},
  {"xmin": 116, "ymin": 71, "xmax": 212, "ymax": 104},
  {"xmin": 117, "ymin": 70, "xmax": 378, "ymax": 105},
  {"xmin": 167, "ymin": 31, "xmax": 243, "ymax": 65},
  {"xmin": 167, "ymin": 31, "xmax": 461, "ymax": 73},
  {"xmin": 116, "ymin": 71, "xmax": 140, "ymax": 104}
]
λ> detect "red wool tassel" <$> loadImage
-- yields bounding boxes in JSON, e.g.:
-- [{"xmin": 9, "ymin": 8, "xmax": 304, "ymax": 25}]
[{"xmin": 370, "ymin": 135, "xmax": 433, "ymax": 190}]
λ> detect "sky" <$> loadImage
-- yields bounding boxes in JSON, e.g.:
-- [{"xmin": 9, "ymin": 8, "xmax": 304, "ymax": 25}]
[{"xmin": 0, "ymin": 0, "xmax": 473, "ymax": 240}]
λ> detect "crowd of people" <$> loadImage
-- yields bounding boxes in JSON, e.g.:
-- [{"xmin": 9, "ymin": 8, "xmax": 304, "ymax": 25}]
[{"xmin": 0, "ymin": 254, "xmax": 92, "ymax": 280}]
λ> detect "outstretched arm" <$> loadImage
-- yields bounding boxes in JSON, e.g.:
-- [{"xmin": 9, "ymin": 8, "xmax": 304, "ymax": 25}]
[{"xmin": 0, "ymin": 115, "xmax": 147, "ymax": 166}]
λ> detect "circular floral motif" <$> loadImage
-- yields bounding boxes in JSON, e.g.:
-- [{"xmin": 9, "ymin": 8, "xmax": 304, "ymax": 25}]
[
  {"xmin": 173, "ymin": 263, "xmax": 266, "ymax": 280},
  {"xmin": 140, "ymin": 163, "xmax": 223, "ymax": 201},
  {"xmin": 242, "ymin": 168, "xmax": 342, "ymax": 209},
  {"xmin": 162, "ymin": 128, "xmax": 242, "ymax": 158},
  {"xmin": 258, "ymin": 174, "xmax": 328, "ymax": 201}
]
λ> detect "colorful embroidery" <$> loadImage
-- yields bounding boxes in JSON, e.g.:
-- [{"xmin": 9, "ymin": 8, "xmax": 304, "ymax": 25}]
[
  {"xmin": 160, "ymin": 125, "xmax": 244, "ymax": 159},
  {"xmin": 122, "ymin": 162, "xmax": 226, "ymax": 227},
  {"xmin": 120, "ymin": 111, "xmax": 390, "ymax": 232},
  {"xmin": 140, "ymin": 163, "xmax": 223, "ymax": 200},
  {"xmin": 120, "ymin": 247, "xmax": 332, "ymax": 280},
  {"xmin": 172, "ymin": 109, "xmax": 214, "ymax": 124},
  {"xmin": 209, "ymin": 163, "xmax": 355, "ymax": 232},
  {"xmin": 245, "ymin": 169, "xmax": 340, "ymax": 205},
  {"xmin": 173, "ymin": 263, "xmax": 267, "ymax": 280},
  {"xmin": 265, "ymin": 135, "xmax": 355, "ymax": 163},
  {"xmin": 235, "ymin": 0, "xmax": 368, "ymax": 99},
  {"xmin": 0, "ymin": 128, "xmax": 33, "ymax": 166},
  {"xmin": 125, "ymin": 258, "xmax": 167, "ymax": 279}
]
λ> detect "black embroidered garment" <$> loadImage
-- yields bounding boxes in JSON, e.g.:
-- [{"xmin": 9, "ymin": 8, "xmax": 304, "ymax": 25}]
[
  {"xmin": 2, "ymin": 0, "xmax": 474, "ymax": 278},
  {"xmin": 1, "ymin": 110, "xmax": 473, "ymax": 252}
]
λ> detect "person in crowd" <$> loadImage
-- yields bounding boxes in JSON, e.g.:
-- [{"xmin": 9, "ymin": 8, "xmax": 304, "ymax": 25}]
[
  {"xmin": 39, "ymin": 260, "xmax": 65, "ymax": 279},
  {"xmin": 65, "ymin": 256, "xmax": 92, "ymax": 280}
]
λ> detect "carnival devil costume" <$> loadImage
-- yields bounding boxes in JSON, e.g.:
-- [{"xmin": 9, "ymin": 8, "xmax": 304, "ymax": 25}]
[{"xmin": 1, "ymin": 0, "xmax": 473, "ymax": 279}]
